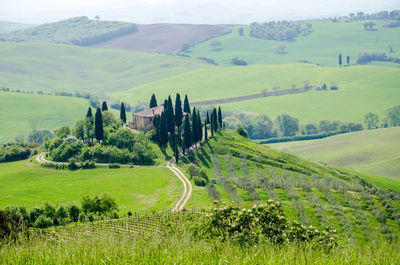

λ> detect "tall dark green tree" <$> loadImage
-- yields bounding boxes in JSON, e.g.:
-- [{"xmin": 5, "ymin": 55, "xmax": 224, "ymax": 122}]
[
  {"xmin": 183, "ymin": 115, "xmax": 192, "ymax": 150},
  {"xmin": 204, "ymin": 119, "xmax": 208, "ymax": 142},
  {"xmin": 94, "ymin": 107, "xmax": 104, "ymax": 142},
  {"xmin": 212, "ymin": 108, "xmax": 218, "ymax": 131},
  {"xmin": 346, "ymin": 55, "xmax": 350, "ymax": 65},
  {"xmin": 218, "ymin": 107, "xmax": 222, "ymax": 128},
  {"xmin": 120, "ymin": 102, "xmax": 126, "ymax": 123},
  {"xmin": 206, "ymin": 111, "xmax": 210, "ymax": 125},
  {"xmin": 192, "ymin": 107, "xmax": 198, "ymax": 143},
  {"xmin": 163, "ymin": 99, "xmax": 168, "ymax": 108},
  {"xmin": 175, "ymin": 93, "xmax": 183, "ymax": 128},
  {"xmin": 174, "ymin": 141, "xmax": 179, "ymax": 164},
  {"xmin": 166, "ymin": 96, "xmax": 175, "ymax": 133},
  {"xmin": 339, "ymin": 54, "xmax": 342, "ymax": 67},
  {"xmin": 150, "ymin": 94, "xmax": 158, "ymax": 108},
  {"xmin": 197, "ymin": 110, "xmax": 203, "ymax": 142},
  {"xmin": 102, "ymin": 101, "xmax": 108, "ymax": 111},
  {"xmin": 86, "ymin": 107, "xmax": 93, "ymax": 118},
  {"xmin": 183, "ymin": 94, "xmax": 191, "ymax": 114},
  {"xmin": 210, "ymin": 111, "xmax": 214, "ymax": 137},
  {"xmin": 160, "ymin": 112, "xmax": 168, "ymax": 146}
]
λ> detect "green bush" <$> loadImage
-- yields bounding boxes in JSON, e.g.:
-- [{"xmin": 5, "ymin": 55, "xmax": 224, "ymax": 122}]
[
  {"xmin": 109, "ymin": 163, "xmax": 120, "ymax": 169},
  {"xmin": 193, "ymin": 176, "xmax": 207, "ymax": 187},
  {"xmin": 81, "ymin": 160, "xmax": 96, "ymax": 169},
  {"xmin": 236, "ymin": 127, "xmax": 248, "ymax": 138},
  {"xmin": 33, "ymin": 215, "xmax": 53, "ymax": 228},
  {"xmin": 0, "ymin": 144, "xmax": 32, "ymax": 163},
  {"xmin": 68, "ymin": 158, "xmax": 79, "ymax": 170}
]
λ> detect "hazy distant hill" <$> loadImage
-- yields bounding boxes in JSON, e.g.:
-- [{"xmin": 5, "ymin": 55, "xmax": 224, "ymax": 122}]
[
  {"xmin": 0, "ymin": 21, "xmax": 33, "ymax": 34},
  {"xmin": 92, "ymin": 23, "xmax": 232, "ymax": 54},
  {"xmin": 0, "ymin": 16, "xmax": 137, "ymax": 46}
]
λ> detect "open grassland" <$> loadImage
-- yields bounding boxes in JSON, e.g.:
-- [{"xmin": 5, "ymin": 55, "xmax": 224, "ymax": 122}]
[
  {"xmin": 0, "ymin": 160, "xmax": 180, "ymax": 213},
  {"xmin": 0, "ymin": 92, "xmax": 89, "ymax": 142},
  {"xmin": 0, "ymin": 42, "xmax": 208, "ymax": 94},
  {"xmin": 186, "ymin": 20, "xmax": 400, "ymax": 67},
  {"xmin": 113, "ymin": 63, "xmax": 400, "ymax": 124},
  {"xmin": 269, "ymin": 127, "xmax": 400, "ymax": 180}
]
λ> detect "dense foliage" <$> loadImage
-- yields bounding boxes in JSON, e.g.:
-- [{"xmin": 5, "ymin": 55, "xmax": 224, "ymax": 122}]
[
  {"xmin": 356, "ymin": 51, "xmax": 400, "ymax": 64},
  {"xmin": 0, "ymin": 16, "xmax": 137, "ymax": 46},
  {"xmin": 0, "ymin": 143, "xmax": 35, "ymax": 163},
  {"xmin": 249, "ymin": 21, "xmax": 312, "ymax": 41}
]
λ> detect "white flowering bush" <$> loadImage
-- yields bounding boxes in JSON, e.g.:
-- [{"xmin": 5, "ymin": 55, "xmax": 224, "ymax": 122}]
[{"xmin": 193, "ymin": 200, "xmax": 337, "ymax": 247}]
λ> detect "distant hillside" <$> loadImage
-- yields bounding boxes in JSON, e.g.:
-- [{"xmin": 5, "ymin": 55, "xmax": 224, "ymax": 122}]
[
  {"xmin": 0, "ymin": 42, "xmax": 208, "ymax": 94},
  {"xmin": 269, "ymin": 127, "xmax": 400, "ymax": 180},
  {"xmin": 0, "ymin": 16, "xmax": 137, "ymax": 46},
  {"xmin": 0, "ymin": 21, "xmax": 33, "ymax": 34},
  {"xmin": 92, "ymin": 23, "xmax": 232, "ymax": 54}
]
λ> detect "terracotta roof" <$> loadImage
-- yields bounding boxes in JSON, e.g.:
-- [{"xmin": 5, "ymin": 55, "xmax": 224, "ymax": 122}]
[{"xmin": 133, "ymin": 105, "xmax": 164, "ymax": 118}]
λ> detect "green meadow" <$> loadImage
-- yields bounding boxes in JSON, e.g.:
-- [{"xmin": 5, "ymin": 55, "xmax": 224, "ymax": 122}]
[
  {"xmin": 0, "ymin": 42, "xmax": 208, "ymax": 94},
  {"xmin": 186, "ymin": 20, "xmax": 400, "ymax": 66},
  {"xmin": 113, "ymin": 63, "xmax": 400, "ymax": 124},
  {"xmin": 0, "ymin": 92, "xmax": 90, "ymax": 142},
  {"xmin": 0, "ymin": 161, "xmax": 180, "ymax": 213},
  {"xmin": 269, "ymin": 127, "xmax": 400, "ymax": 180}
]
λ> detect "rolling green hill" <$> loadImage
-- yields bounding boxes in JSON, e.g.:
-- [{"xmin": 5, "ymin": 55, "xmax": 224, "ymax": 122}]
[
  {"xmin": 184, "ymin": 20, "xmax": 400, "ymax": 67},
  {"xmin": 0, "ymin": 42, "xmax": 208, "ymax": 94},
  {"xmin": 0, "ymin": 92, "xmax": 89, "ymax": 142},
  {"xmin": 269, "ymin": 127, "xmax": 400, "ymax": 180},
  {"xmin": 112, "ymin": 63, "xmax": 400, "ymax": 124},
  {"xmin": 0, "ymin": 161, "xmax": 179, "ymax": 213},
  {"xmin": 0, "ymin": 21, "xmax": 33, "ymax": 34},
  {"xmin": 0, "ymin": 16, "xmax": 137, "ymax": 46}
]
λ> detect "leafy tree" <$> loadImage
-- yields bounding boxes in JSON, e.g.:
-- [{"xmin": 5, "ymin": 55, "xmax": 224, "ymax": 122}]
[
  {"xmin": 339, "ymin": 54, "xmax": 342, "ymax": 66},
  {"xmin": 73, "ymin": 120, "xmax": 85, "ymax": 141},
  {"xmin": 238, "ymin": 28, "xmax": 244, "ymax": 36},
  {"xmin": 84, "ymin": 117, "xmax": 94, "ymax": 144},
  {"xmin": 68, "ymin": 204, "xmax": 80, "ymax": 222},
  {"xmin": 210, "ymin": 39, "xmax": 222, "ymax": 50},
  {"xmin": 175, "ymin": 93, "xmax": 183, "ymax": 128},
  {"xmin": 183, "ymin": 115, "xmax": 192, "ymax": 150},
  {"xmin": 231, "ymin": 57, "xmax": 248, "ymax": 65},
  {"xmin": 183, "ymin": 94, "xmax": 191, "ymax": 114},
  {"xmin": 363, "ymin": 22, "xmax": 377, "ymax": 30},
  {"xmin": 274, "ymin": 44, "xmax": 287, "ymax": 54},
  {"xmin": 180, "ymin": 43, "xmax": 191, "ymax": 53},
  {"xmin": 106, "ymin": 128, "xmax": 136, "ymax": 150},
  {"xmin": 218, "ymin": 107, "xmax": 223, "ymax": 128},
  {"xmin": 364, "ymin": 112, "xmax": 379, "ymax": 129},
  {"xmin": 275, "ymin": 114, "xmax": 299, "ymax": 136},
  {"xmin": 319, "ymin": 120, "xmax": 341, "ymax": 133},
  {"xmin": 120, "ymin": 102, "xmax": 126, "ymax": 123},
  {"xmin": 95, "ymin": 107, "xmax": 104, "ymax": 142},
  {"xmin": 101, "ymin": 101, "xmax": 108, "ymax": 111},
  {"xmin": 54, "ymin": 125, "xmax": 71, "ymax": 139},
  {"xmin": 384, "ymin": 105, "xmax": 400, "ymax": 127},
  {"xmin": 303, "ymin": 124, "xmax": 319, "ymax": 135},
  {"xmin": 150, "ymin": 94, "xmax": 158, "ymax": 108},
  {"xmin": 55, "ymin": 205, "xmax": 68, "ymax": 222}
]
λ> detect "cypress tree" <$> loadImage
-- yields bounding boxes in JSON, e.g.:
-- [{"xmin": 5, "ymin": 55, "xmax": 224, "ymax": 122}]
[
  {"xmin": 204, "ymin": 119, "xmax": 208, "ymax": 142},
  {"xmin": 212, "ymin": 108, "xmax": 218, "ymax": 131},
  {"xmin": 149, "ymin": 94, "xmax": 158, "ymax": 108},
  {"xmin": 175, "ymin": 93, "xmax": 183, "ymax": 128},
  {"xmin": 86, "ymin": 107, "xmax": 93, "ymax": 118},
  {"xmin": 206, "ymin": 111, "xmax": 210, "ymax": 125},
  {"xmin": 183, "ymin": 95, "xmax": 191, "ymax": 114},
  {"xmin": 183, "ymin": 115, "xmax": 192, "ymax": 150},
  {"xmin": 160, "ymin": 112, "xmax": 168, "ymax": 146},
  {"xmin": 218, "ymin": 107, "xmax": 222, "ymax": 128},
  {"xmin": 120, "ymin": 102, "xmax": 126, "ymax": 123},
  {"xmin": 339, "ymin": 54, "xmax": 342, "ymax": 67},
  {"xmin": 210, "ymin": 111, "xmax": 214, "ymax": 137},
  {"xmin": 174, "ymin": 141, "xmax": 179, "ymax": 164},
  {"xmin": 102, "ymin": 101, "xmax": 108, "ymax": 111},
  {"xmin": 163, "ymin": 99, "xmax": 168, "ymax": 108},
  {"xmin": 346, "ymin": 55, "xmax": 350, "ymax": 65},
  {"xmin": 192, "ymin": 107, "xmax": 198, "ymax": 143},
  {"xmin": 94, "ymin": 107, "xmax": 104, "ymax": 142},
  {"xmin": 197, "ymin": 110, "xmax": 203, "ymax": 142},
  {"xmin": 166, "ymin": 96, "xmax": 175, "ymax": 133}
]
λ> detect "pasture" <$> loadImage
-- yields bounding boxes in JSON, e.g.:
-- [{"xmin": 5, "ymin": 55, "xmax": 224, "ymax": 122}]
[
  {"xmin": 186, "ymin": 20, "xmax": 400, "ymax": 67},
  {"xmin": 0, "ymin": 92, "xmax": 89, "ymax": 142},
  {"xmin": 269, "ymin": 127, "xmax": 400, "ymax": 180},
  {"xmin": 0, "ymin": 161, "xmax": 180, "ymax": 213}
]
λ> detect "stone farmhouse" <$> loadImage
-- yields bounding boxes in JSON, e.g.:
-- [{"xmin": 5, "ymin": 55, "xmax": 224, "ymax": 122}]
[{"xmin": 129, "ymin": 105, "xmax": 164, "ymax": 131}]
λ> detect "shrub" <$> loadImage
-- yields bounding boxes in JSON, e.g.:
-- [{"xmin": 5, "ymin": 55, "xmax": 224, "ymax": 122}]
[
  {"xmin": 68, "ymin": 204, "xmax": 80, "ymax": 222},
  {"xmin": 33, "ymin": 215, "xmax": 53, "ymax": 228},
  {"xmin": 78, "ymin": 213, "xmax": 86, "ymax": 223},
  {"xmin": 68, "ymin": 158, "xmax": 79, "ymax": 170},
  {"xmin": 236, "ymin": 127, "xmax": 248, "ymax": 138},
  {"xmin": 187, "ymin": 164, "xmax": 201, "ymax": 178},
  {"xmin": 194, "ymin": 176, "xmax": 207, "ymax": 187},
  {"xmin": 81, "ymin": 160, "xmax": 96, "ymax": 169},
  {"xmin": 231, "ymin": 57, "xmax": 248, "ymax": 65},
  {"xmin": 109, "ymin": 163, "xmax": 120, "ymax": 169},
  {"xmin": 0, "ymin": 210, "xmax": 27, "ymax": 240}
]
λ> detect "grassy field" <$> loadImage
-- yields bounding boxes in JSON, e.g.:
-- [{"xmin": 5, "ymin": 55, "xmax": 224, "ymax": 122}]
[
  {"xmin": 0, "ymin": 92, "xmax": 90, "ymax": 142},
  {"xmin": 0, "ymin": 160, "xmax": 180, "ymax": 213},
  {"xmin": 0, "ymin": 42, "xmax": 208, "ymax": 94},
  {"xmin": 185, "ymin": 20, "xmax": 400, "ymax": 67},
  {"xmin": 113, "ymin": 63, "xmax": 400, "ymax": 124},
  {"xmin": 269, "ymin": 127, "xmax": 400, "ymax": 180}
]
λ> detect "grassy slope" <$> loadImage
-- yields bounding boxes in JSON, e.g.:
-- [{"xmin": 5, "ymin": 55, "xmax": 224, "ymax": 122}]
[
  {"xmin": 112, "ymin": 63, "xmax": 400, "ymax": 124},
  {"xmin": 269, "ymin": 127, "xmax": 400, "ymax": 180},
  {"xmin": 0, "ymin": 42, "xmax": 208, "ymax": 94},
  {"xmin": 0, "ymin": 21, "xmax": 33, "ymax": 34},
  {"xmin": 0, "ymin": 161, "xmax": 180, "ymax": 213},
  {"xmin": 0, "ymin": 92, "xmax": 90, "ymax": 142},
  {"xmin": 186, "ymin": 20, "xmax": 400, "ymax": 67}
]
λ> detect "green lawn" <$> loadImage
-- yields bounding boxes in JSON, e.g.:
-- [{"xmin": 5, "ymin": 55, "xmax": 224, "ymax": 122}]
[
  {"xmin": 113, "ymin": 63, "xmax": 400, "ymax": 124},
  {"xmin": 0, "ymin": 92, "xmax": 90, "ymax": 142},
  {"xmin": 0, "ymin": 161, "xmax": 180, "ymax": 213},
  {"xmin": 269, "ymin": 127, "xmax": 400, "ymax": 180},
  {"xmin": 185, "ymin": 20, "xmax": 400, "ymax": 67},
  {"xmin": 0, "ymin": 42, "xmax": 208, "ymax": 94}
]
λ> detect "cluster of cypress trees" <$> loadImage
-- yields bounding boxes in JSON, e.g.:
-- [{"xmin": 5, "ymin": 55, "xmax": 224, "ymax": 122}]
[
  {"xmin": 151, "ymin": 93, "xmax": 223, "ymax": 162},
  {"xmin": 84, "ymin": 101, "xmax": 127, "ymax": 143}
]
